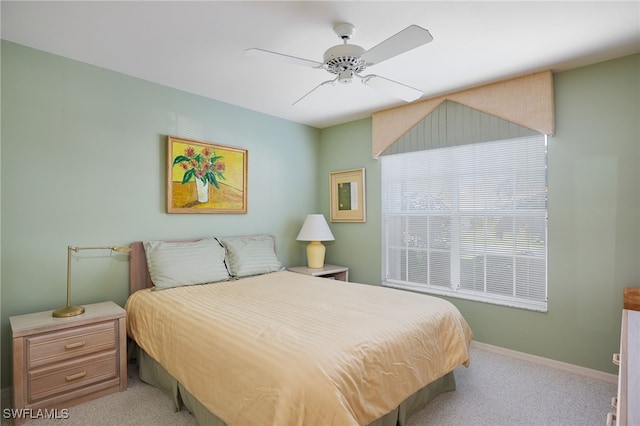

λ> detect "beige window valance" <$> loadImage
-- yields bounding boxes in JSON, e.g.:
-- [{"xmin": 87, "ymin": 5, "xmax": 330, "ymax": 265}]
[{"xmin": 371, "ymin": 70, "xmax": 554, "ymax": 158}]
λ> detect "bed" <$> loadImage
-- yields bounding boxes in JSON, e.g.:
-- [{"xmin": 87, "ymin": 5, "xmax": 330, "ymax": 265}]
[{"xmin": 125, "ymin": 236, "xmax": 472, "ymax": 426}]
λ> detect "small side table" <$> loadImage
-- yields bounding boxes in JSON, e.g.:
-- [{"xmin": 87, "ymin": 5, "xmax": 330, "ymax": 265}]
[
  {"xmin": 10, "ymin": 301, "xmax": 127, "ymax": 425},
  {"xmin": 288, "ymin": 264, "xmax": 349, "ymax": 282}
]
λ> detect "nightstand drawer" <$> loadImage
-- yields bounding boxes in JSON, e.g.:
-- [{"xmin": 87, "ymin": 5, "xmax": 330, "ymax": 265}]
[
  {"xmin": 27, "ymin": 321, "xmax": 116, "ymax": 369},
  {"xmin": 28, "ymin": 350, "xmax": 118, "ymax": 403}
]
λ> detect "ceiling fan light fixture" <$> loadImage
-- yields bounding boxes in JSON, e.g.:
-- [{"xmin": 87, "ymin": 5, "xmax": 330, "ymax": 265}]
[
  {"xmin": 338, "ymin": 70, "xmax": 354, "ymax": 84},
  {"xmin": 323, "ymin": 44, "xmax": 367, "ymax": 75}
]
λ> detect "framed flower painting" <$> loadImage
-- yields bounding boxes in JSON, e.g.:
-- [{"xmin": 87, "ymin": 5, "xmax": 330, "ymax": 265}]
[{"xmin": 167, "ymin": 136, "xmax": 248, "ymax": 214}]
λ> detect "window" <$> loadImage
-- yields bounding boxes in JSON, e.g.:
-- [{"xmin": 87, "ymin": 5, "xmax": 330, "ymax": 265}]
[{"xmin": 381, "ymin": 135, "xmax": 547, "ymax": 311}]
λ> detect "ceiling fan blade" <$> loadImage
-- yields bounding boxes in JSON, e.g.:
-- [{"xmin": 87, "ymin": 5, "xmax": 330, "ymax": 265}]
[
  {"xmin": 244, "ymin": 48, "xmax": 324, "ymax": 69},
  {"xmin": 361, "ymin": 74, "xmax": 423, "ymax": 102},
  {"xmin": 361, "ymin": 25, "xmax": 433, "ymax": 66},
  {"xmin": 293, "ymin": 78, "xmax": 337, "ymax": 106}
]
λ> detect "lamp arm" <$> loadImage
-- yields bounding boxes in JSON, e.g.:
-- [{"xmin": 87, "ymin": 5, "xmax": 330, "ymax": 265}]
[{"xmin": 70, "ymin": 246, "xmax": 131, "ymax": 253}]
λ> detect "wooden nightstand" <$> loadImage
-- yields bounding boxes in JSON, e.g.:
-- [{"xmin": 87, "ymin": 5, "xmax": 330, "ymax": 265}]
[
  {"xmin": 288, "ymin": 264, "xmax": 349, "ymax": 282},
  {"xmin": 10, "ymin": 301, "xmax": 127, "ymax": 425}
]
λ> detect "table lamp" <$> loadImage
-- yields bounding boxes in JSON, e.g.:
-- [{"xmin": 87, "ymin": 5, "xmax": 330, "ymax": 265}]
[
  {"xmin": 296, "ymin": 214, "xmax": 335, "ymax": 268},
  {"xmin": 52, "ymin": 245, "xmax": 131, "ymax": 318}
]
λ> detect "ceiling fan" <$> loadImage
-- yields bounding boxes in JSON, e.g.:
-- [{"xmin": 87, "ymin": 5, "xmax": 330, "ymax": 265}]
[{"xmin": 245, "ymin": 23, "xmax": 433, "ymax": 105}]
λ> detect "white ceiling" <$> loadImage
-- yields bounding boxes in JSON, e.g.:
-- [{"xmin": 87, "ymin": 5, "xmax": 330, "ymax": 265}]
[{"xmin": 2, "ymin": 1, "xmax": 639, "ymax": 129}]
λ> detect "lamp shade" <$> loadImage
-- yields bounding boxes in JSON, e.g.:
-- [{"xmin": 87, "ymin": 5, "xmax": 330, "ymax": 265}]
[{"xmin": 296, "ymin": 214, "xmax": 334, "ymax": 242}]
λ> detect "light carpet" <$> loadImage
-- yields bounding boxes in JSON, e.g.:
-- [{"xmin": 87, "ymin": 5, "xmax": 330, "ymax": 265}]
[{"xmin": 1, "ymin": 346, "xmax": 616, "ymax": 426}]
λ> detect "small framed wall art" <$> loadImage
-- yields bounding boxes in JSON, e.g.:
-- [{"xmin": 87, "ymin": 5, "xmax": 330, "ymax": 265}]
[
  {"xmin": 167, "ymin": 136, "xmax": 248, "ymax": 214},
  {"xmin": 329, "ymin": 168, "xmax": 366, "ymax": 222}
]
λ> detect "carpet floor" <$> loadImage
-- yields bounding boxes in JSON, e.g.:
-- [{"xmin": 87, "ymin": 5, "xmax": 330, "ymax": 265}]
[{"xmin": 2, "ymin": 346, "xmax": 616, "ymax": 426}]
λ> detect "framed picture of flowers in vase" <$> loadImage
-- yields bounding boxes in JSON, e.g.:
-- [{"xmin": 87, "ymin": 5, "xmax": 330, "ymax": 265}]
[{"xmin": 167, "ymin": 136, "xmax": 248, "ymax": 214}]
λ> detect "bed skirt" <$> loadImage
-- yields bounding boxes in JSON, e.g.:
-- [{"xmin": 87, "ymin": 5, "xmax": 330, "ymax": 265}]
[{"xmin": 137, "ymin": 348, "xmax": 456, "ymax": 426}]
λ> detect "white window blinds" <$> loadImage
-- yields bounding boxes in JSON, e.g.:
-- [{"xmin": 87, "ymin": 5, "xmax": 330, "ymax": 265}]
[{"xmin": 381, "ymin": 135, "xmax": 547, "ymax": 311}]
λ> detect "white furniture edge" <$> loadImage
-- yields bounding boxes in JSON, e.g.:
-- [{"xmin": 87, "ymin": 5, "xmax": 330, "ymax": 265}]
[{"xmin": 471, "ymin": 340, "xmax": 617, "ymax": 384}]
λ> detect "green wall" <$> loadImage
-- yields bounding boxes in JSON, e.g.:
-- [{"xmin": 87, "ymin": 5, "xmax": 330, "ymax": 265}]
[
  {"xmin": 320, "ymin": 53, "xmax": 640, "ymax": 374},
  {"xmin": 319, "ymin": 118, "xmax": 381, "ymax": 285},
  {"xmin": 0, "ymin": 41, "xmax": 320, "ymax": 388}
]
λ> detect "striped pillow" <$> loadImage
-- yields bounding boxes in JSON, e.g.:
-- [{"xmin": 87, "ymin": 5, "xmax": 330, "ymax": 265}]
[
  {"xmin": 143, "ymin": 238, "xmax": 230, "ymax": 289},
  {"xmin": 218, "ymin": 235, "xmax": 284, "ymax": 278}
]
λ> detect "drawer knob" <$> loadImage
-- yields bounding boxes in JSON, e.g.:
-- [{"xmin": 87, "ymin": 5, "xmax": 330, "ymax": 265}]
[
  {"xmin": 65, "ymin": 371, "xmax": 87, "ymax": 381},
  {"xmin": 65, "ymin": 341, "xmax": 86, "ymax": 349}
]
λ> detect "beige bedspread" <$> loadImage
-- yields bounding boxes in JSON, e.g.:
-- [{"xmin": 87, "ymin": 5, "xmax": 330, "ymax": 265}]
[{"xmin": 126, "ymin": 271, "xmax": 472, "ymax": 426}]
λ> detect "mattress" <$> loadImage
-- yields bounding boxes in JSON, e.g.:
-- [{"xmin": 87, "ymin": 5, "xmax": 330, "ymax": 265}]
[{"xmin": 126, "ymin": 270, "xmax": 472, "ymax": 426}]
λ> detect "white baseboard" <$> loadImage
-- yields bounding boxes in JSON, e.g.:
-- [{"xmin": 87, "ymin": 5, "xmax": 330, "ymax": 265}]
[{"xmin": 471, "ymin": 340, "xmax": 618, "ymax": 384}]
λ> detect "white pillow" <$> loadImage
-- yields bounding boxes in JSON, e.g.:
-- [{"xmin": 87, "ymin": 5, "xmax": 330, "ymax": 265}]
[
  {"xmin": 217, "ymin": 235, "xmax": 284, "ymax": 278},
  {"xmin": 143, "ymin": 238, "xmax": 229, "ymax": 289}
]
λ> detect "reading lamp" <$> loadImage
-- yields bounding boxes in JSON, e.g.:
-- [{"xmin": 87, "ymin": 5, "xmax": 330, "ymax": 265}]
[
  {"xmin": 296, "ymin": 214, "xmax": 335, "ymax": 268},
  {"xmin": 52, "ymin": 245, "xmax": 131, "ymax": 318}
]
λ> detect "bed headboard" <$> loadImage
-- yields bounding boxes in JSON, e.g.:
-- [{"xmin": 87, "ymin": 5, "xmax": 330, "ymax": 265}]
[{"xmin": 129, "ymin": 242, "xmax": 153, "ymax": 294}]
